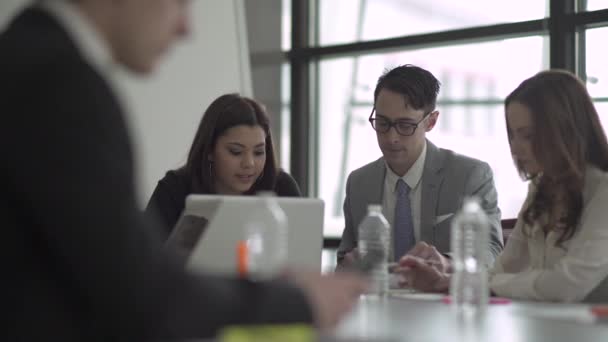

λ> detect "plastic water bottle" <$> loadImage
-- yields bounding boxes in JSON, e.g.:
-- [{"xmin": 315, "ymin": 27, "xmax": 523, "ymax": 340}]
[
  {"xmin": 358, "ymin": 204, "xmax": 390, "ymax": 295},
  {"xmin": 239, "ymin": 192, "xmax": 288, "ymax": 280},
  {"xmin": 450, "ymin": 197, "xmax": 490, "ymax": 316}
]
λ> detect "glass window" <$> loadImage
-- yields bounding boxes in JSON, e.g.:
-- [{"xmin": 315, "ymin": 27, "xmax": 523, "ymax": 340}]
[
  {"xmin": 585, "ymin": 1, "xmax": 608, "ymax": 11},
  {"xmin": 319, "ymin": 0, "xmax": 548, "ymax": 46},
  {"xmin": 595, "ymin": 102, "xmax": 608, "ymax": 131},
  {"xmin": 318, "ymin": 36, "xmax": 548, "ymax": 237},
  {"xmin": 280, "ymin": 63, "xmax": 291, "ymax": 172},
  {"xmin": 586, "ymin": 26, "xmax": 608, "ymax": 98},
  {"xmin": 281, "ymin": 0, "xmax": 291, "ymax": 50}
]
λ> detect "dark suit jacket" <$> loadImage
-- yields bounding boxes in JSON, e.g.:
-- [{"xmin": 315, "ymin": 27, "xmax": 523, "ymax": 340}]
[
  {"xmin": 338, "ymin": 141, "xmax": 503, "ymax": 264},
  {"xmin": 1, "ymin": 7, "xmax": 312, "ymax": 341},
  {"xmin": 146, "ymin": 169, "xmax": 301, "ymax": 237}
]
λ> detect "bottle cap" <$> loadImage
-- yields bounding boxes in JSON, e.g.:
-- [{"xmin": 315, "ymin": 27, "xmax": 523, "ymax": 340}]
[
  {"xmin": 367, "ymin": 204, "xmax": 382, "ymax": 212},
  {"xmin": 256, "ymin": 191, "xmax": 277, "ymax": 197},
  {"xmin": 462, "ymin": 196, "xmax": 483, "ymax": 213}
]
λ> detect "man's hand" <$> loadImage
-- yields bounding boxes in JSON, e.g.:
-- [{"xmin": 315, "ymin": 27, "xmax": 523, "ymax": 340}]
[
  {"xmin": 405, "ymin": 242, "xmax": 452, "ymax": 273},
  {"xmin": 284, "ymin": 270, "xmax": 368, "ymax": 332},
  {"xmin": 394, "ymin": 255, "xmax": 450, "ymax": 293},
  {"xmin": 393, "ymin": 242, "xmax": 451, "ymax": 292}
]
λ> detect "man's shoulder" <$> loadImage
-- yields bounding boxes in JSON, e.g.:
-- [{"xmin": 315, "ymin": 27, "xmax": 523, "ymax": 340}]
[
  {"xmin": 0, "ymin": 7, "xmax": 104, "ymax": 106},
  {"xmin": 1, "ymin": 7, "xmax": 117, "ymax": 110},
  {"xmin": 347, "ymin": 157, "xmax": 385, "ymax": 182},
  {"xmin": 434, "ymin": 146, "xmax": 490, "ymax": 172},
  {"xmin": 1, "ymin": 8, "xmax": 80, "ymax": 67}
]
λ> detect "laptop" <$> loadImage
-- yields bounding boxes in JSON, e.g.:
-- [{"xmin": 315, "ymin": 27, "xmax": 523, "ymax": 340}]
[{"xmin": 168, "ymin": 194, "xmax": 324, "ymax": 277}]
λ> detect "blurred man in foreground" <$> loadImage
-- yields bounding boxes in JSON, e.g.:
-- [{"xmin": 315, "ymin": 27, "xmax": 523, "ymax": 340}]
[{"xmin": 1, "ymin": 0, "xmax": 366, "ymax": 340}]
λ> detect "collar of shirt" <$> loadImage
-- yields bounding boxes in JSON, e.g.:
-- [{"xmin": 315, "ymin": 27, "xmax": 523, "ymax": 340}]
[
  {"xmin": 385, "ymin": 141, "xmax": 427, "ymax": 193},
  {"xmin": 40, "ymin": 0, "xmax": 116, "ymax": 78}
]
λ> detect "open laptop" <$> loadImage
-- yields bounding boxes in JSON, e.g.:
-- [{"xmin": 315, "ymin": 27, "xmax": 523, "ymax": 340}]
[{"xmin": 168, "ymin": 194, "xmax": 324, "ymax": 277}]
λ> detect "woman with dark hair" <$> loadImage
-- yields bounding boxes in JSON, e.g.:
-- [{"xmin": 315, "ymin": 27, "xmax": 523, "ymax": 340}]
[
  {"xmin": 146, "ymin": 93, "xmax": 301, "ymax": 237},
  {"xmin": 395, "ymin": 70, "xmax": 608, "ymax": 302}
]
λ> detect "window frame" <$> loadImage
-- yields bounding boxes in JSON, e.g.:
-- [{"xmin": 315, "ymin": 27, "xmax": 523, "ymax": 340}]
[{"xmin": 282, "ymin": 0, "xmax": 608, "ymax": 246}]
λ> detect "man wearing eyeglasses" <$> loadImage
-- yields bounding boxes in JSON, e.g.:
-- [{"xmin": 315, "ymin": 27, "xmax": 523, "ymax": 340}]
[{"xmin": 337, "ymin": 64, "xmax": 503, "ymax": 270}]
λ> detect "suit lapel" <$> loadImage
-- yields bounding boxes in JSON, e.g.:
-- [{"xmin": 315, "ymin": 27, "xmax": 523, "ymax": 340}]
[
  {"xmin": 354, "ymin": 158, "xmax": 385, "ymax": 226},
  {"xmin": 420, "ymin": 141, "xmax": 445, "ymax": 243},
  {"xmin": 364, "ymin": 158, "xmax": 386, "ymax": 207}
]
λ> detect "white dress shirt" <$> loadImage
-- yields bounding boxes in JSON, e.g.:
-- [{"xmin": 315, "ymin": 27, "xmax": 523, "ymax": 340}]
[
  {"xmin": 490, "ymin": 166, "xmax": 608, "ymax": 302},
  {"xmin": 383, "ymin": 142, "xmax": 426, "ymax": 261}
]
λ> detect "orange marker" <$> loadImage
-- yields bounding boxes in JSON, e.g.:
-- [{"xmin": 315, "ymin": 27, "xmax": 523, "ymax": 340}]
[{"xmin": 237, "ymin": 240, "xmax": 248, "ymax": 277}]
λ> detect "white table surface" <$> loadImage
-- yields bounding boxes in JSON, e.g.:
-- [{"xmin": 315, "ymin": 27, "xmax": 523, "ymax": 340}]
[{"xmin": 332, "ymin": 290, "xmax": 608, "ymax": 341}]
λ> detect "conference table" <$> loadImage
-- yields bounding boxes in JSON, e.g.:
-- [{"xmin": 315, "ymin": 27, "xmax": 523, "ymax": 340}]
[{"xmin": 330, "ymin": 290, "xmax": 608, "ymax": 341}]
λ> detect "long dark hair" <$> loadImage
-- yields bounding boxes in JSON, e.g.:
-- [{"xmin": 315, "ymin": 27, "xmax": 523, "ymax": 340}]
[
  {"xmin": 180, "ymin": 93, "xmax": 278, "ymax": 194},
  {"xmin": 505, "ymin": 70, "xmax": 608, "ymax": 246}
]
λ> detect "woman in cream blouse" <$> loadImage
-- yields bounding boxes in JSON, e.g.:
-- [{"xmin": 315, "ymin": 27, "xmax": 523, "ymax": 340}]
[{"xmin": 396, "ymin": 70, "xmax": 608, "ymax": 302}]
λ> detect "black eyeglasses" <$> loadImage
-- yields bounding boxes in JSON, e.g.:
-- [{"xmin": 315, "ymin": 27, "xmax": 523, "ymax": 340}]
[{"xmin": 368, "ymin": 108, "xmax": 433, "ymax": 136}]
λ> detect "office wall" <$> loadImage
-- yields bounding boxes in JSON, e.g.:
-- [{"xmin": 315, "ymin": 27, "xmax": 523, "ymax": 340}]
[
  {"xmin": 245, "ymin": 0, "xmax": 285, "ymax": 168},
  {"xmin": 1, "ymin": 0, "xmax": 253, "ymax": 206}
]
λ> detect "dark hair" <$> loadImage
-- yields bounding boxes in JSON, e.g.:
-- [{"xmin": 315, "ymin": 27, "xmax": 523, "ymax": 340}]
[
  {"xmin": 181, "ymin": 93, "xmax": 278, "ymax": 194},
  {"xmin": 373, "ymin": 64, "xmax": 441, "ymax": 113},
  {"xmin": 505, "ymin": 70, "xmax": 608, "ymax": 246}
]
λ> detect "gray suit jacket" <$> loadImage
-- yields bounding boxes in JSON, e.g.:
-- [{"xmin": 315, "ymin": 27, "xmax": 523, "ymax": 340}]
[{"xmin": 338, "ymin": 140, "xmax": 503, "ymax": 264}]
